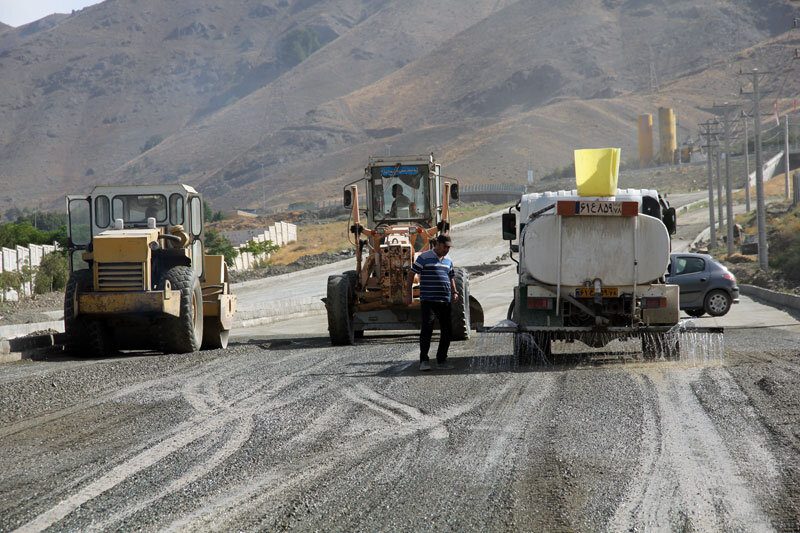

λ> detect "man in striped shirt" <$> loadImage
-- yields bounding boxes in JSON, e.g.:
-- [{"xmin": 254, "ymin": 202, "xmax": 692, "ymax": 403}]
[{"xmin": 406, "ymin": 234, "xmax": 459, "ymax": 371}]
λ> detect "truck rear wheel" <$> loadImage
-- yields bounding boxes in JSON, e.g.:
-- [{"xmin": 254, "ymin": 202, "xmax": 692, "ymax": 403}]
[
  {"xmin": 327, "ymin": 274, "xmax": 355, "ymax": 345},
  {"xmin": 451, "ymin": 268, "xmax": 471, "ymax": 341},
  {"xmin": 159, "ymin": 266, "xmax": 203, "ymax": 354}
]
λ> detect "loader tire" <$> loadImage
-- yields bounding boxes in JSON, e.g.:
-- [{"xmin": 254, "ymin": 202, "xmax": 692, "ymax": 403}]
[
  {"xmin": 63, "ymin": 269, "xmax": 91, "ymax": 356},
  {"xmin": 159, "ymin": 266, "xmax": 203, "ymax": 354},
  {"xmin": 327, "ymin": 274, "xmax": 355, "ymax": 345},
  {"xmin": 202, "ymin": 319, "xmax": 230, "ymax": 349},
  {"xmin": 85, "ymin": 319, "xmax": 114, "ymax": 358},
  {"xmin": 450, "ymin": 268, "xmax": 471, "ymax": 341}
]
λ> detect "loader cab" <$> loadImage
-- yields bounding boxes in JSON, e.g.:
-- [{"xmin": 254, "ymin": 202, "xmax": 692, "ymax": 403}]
[{"xmin": 67, "ymin": 184, "xmax": 205, "ymax": 278}]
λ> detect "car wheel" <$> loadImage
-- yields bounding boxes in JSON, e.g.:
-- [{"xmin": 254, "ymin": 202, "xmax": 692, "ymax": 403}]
[{"xmin": 704, "ymin": 290, "xmax": 732, "ymax": 317}]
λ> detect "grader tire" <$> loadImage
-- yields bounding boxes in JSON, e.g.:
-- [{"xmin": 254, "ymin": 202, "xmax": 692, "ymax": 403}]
[
  {"xmin": 159, "ymin": 266, "xmax": 203, "ymax": 354},
  {"xmin": 63, "ymin": 270, "xmax": 91, "ymax": 356},
  {"xmin": 451, "ymin": 268, "xmax": 471, "ymax": 341},
  {"xmin": 327, "ymin": 274, "xmax": 354, "ymax": 346}
]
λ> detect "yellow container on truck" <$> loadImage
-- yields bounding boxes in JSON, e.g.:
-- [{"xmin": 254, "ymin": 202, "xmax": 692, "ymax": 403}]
[{"xmin": 574, "ymin": 147, "xmax": 620, "ymax": 197}]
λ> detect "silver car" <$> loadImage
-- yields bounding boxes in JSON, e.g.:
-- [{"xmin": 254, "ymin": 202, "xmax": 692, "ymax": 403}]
[{"xmin": 667, "ymin": 253, "xmax": 740, "ymax": 317}]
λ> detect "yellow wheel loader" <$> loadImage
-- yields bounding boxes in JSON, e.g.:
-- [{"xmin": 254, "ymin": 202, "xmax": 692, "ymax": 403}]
[
  {"xmin": 64, "ymin": 184, "xmax": 236, "ymax": 356},
  {"xmin": 324, "ymin": 154, "xmax": 484, "ymax": 345}
]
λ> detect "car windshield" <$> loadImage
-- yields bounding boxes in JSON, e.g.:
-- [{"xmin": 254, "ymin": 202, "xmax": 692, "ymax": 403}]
[{"xmin": 370, "ymin": 165, "xmax": 429, "ymax": 221}]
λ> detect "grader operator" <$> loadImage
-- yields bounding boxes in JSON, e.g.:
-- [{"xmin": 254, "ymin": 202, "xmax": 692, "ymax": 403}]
[
  {"xmin": 64, "ymin": 184, "xmax": 236, "ymax": 356},
  {"xmin": 325, "ymin": 154, "xmax": 484, "ymax": 345}
]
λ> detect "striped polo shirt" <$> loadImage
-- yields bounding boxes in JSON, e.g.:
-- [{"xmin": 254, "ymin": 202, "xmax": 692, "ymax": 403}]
[{"xmin": 411, "ymin": 249, "xmax": 454, "ymax": 302}]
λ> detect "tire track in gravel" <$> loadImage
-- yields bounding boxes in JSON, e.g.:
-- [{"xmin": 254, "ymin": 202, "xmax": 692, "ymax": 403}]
[
  {"xmin": 176, "ymin": 362, "xmax": 556, "ymax": 531},
  {"xmin": 166, "ymin": 387, "xmax": 486, "ymax": 530},
  {"xmin": 92, "ymin": 416, "xmax": 256, "ymax": 531},
  {"xmin": 344, "ymin": 382, "xmax": 451, "ymax": 440},
  {"xmin": 0, "ymin": 364, "xmax": 213, "ymax": 439},
  {"xmin": 610, "ymin": 365, "xmax": 775, "ymax": 532},
  {"xmin": 11, "ymin": 346, "xmax": 350, "ymax": 532}
]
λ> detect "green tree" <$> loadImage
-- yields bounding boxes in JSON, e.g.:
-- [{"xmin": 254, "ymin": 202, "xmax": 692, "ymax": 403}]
[
  {"xmin": 239, "ymin": 239, "xmax": 279, "ymax": 256},
  {"xmin": 0, "ymin": 271, "xmax": 22, "ymax": 302},
  {"xmin": 17, "ymin": 211, "xmax": 67, "ymax": 232},
  {"xmin": 204, "ymin": 229, "xmax": 238, "ymax": 266},
  {"xmin": 240, "ymin": 239, "xmax": 279, "ymax": 268},
  {"xmin": 35, "ymin": 252, "xmax": 69, "ymax": 294},
  {"xmin": 0, "ymin": 221, "xmax": 67, "ymax": 248}
]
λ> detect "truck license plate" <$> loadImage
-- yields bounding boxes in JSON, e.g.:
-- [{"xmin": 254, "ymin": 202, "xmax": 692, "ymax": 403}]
[
  {"xmin": 578, "ymin": 201, "xmax": 622, "ymax": 215},
  {"xmin": 575, "ymin": 287, "xmax": 618, "ymax": 298}
]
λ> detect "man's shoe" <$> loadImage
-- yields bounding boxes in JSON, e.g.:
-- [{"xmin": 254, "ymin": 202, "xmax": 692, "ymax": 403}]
[
  {"xmin": 419, "ymin": 361, "xmax": 432, "ymax": 371},
  {"xmin": 436, "ymin": 361, "xmax": 453, "ymax": 370}
]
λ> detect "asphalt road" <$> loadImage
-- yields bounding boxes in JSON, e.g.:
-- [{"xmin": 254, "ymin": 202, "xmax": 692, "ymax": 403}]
[{"xmin": 1, "ymin": 197, "xmax": 799, "ymax": 531}]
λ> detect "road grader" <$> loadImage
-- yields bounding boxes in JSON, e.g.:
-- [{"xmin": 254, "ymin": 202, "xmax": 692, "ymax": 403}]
[
  {"xmin": 64, "ymin": 184, "xmax": 236, "ymax": 356},
  {"xmin": 325, "ymin": 154, "xmax": 483, "ymax": 345}
]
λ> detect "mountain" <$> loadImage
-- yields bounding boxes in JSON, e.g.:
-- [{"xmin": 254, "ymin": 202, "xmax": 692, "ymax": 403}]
[{"xmin": 0, "ymin": 0, "xmax": 797, "ymax": 212}]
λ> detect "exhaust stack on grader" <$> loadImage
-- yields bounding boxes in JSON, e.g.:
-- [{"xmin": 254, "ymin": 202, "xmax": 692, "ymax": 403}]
[
  {"xmin": 64, "ymin": 184, "xmax": 236, "ymax": 356},
  {"xmin": 325, "ymin": 154, "xmax": 483, "ymax": 345}
]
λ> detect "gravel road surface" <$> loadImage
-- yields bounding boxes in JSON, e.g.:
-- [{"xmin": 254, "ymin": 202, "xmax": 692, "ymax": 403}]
[{"xmin": 2, "ymin": 197, "xmax": 799, "ymax": 531}]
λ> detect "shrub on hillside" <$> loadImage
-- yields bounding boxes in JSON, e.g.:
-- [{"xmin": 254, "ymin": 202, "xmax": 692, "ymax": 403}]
[{"xmin": 769, "ymin": 207, "xmax": 800, "ymax": 284}]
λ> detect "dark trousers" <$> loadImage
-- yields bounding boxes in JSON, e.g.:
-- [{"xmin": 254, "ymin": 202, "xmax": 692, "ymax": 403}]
[{"xmin": 420, "ymin": 300, "xmax": 452, "ymax": 363}]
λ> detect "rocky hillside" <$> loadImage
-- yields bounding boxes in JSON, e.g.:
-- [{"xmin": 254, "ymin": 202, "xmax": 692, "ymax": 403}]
[{"xmin": 0, "ymin": 0, "xmax": 797, "ymax": 211}]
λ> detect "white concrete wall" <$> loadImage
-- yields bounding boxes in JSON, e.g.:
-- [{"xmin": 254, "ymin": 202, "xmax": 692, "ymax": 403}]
[
  {"xmin": 228, "ymin": 222, "xmax": 297, "ymax": 271},
  {"xmin": 0, "ymin": 242, "xmax": 60, "ymax": 300}
]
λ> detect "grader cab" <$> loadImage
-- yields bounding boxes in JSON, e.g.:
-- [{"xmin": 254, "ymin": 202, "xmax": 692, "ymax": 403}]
[
  {"xmin": 324, "ymin": 154, "xmax": 483, "ymax": 345},
  {"xmin": 64, "ymin": 184, "xmax": 236, "ymax": 356}
]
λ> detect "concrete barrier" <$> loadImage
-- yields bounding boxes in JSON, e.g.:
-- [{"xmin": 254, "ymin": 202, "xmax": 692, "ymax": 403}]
[
  {"xmin": 0, "ymin": 320, "xmax": 64, "ymax": 340},
  {"xmin": 739, "ymin": 284, "xmax": 800, "ymax": 312}
]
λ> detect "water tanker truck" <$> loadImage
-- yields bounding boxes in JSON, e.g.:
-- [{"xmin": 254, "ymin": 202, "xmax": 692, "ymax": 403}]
[{"xmin": 501, "ymin": 149, "xmax": 679, "ymax": 362}]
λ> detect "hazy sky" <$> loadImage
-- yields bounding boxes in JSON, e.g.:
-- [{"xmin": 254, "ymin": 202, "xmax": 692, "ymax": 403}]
[{"xmin": 0, "ymin": 0, "xmax": 101, "ymax": 27}]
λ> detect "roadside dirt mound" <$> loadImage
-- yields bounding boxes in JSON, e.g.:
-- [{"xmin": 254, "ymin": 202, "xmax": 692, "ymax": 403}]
[
  {"xmin": 726, "ymin": 262, "xmax": 800, "ymax": 296},
  {"xmin": 0, "ymin": 292, "xmax": 62, "ymax": 326}
]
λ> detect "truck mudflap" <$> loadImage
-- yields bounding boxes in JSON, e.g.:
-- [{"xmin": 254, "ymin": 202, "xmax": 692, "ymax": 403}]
[{"xmin": 77, "ymin": 289, "xmax": 181, "ymax": 317}]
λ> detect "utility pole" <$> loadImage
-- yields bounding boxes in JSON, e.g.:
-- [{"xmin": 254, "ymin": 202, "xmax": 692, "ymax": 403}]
[
  {"xmin": 743, "ymin": 113, "xmax": 751, "ymax": 212},
  {"xmin": 261, "ymin": 163, "xmax": 266, "ymax": 215},
  {"xmin": 715, "ymin": 144, "xmax": 723, "ymax": 238},
  {"xmin": 713, "ymin": 103, "xmax": 741, "ymax": 256},
  {"xmin": 785, "ymin": 114, "xmax": 791, "ymax": 199},
  {"xmin": 740, "ymin": 69, "xmax": 770, "ymax": 270},
  {"xmin": 699, "ymin": 120, "xmax": 718, "ymax": 248}
]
